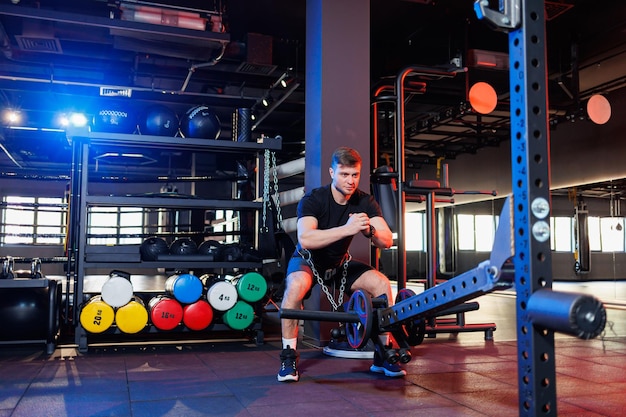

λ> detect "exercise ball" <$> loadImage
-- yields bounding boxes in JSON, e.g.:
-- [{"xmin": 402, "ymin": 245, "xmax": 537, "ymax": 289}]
[
  {"xmin": 140, "ymin": 104, "xmax": 179, "ymax": 136},
  {"xmin": 180, "ymin": 105, "xmax": 221, "ymax": 139},
  {"xmin": 92, "ymin": 102, "xmax": 136, "ymax": 134},
  {"xmin": 198, "ymin": 239, "xmax": 222, "ymax": 259},
  {"xmin": 140, "ymin": 236, "xmax": 169, "ymax": 261},
  {"xmin": 169, "ymin": 237, "xmax": 198, "ymax": 256}
]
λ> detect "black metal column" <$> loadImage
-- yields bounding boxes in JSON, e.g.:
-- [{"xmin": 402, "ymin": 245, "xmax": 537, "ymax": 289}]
[{"xmin": 507, "ymin": 1, "xmax": 558, "ymax": 415}]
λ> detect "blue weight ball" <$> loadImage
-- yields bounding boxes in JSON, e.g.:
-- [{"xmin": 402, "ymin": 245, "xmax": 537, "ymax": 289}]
[
  {"xmin": 180, "ymin": 105, "xmax": 221, "ymax": 139},
  {"xmin": 140, "ymin": 104, "xmax": 179, "ymax": 136},
  {"xmin": 92, "ymin": 103, "xmax": 136, "ymax": 134}
]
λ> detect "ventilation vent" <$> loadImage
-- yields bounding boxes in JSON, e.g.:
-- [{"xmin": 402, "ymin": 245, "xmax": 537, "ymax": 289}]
[
  {"xmin": 236, "ymin": 62, "xmax": 277, "ymax": 76},
  {"xmin": 99, "ymin": 87, "xmax": 133, "ymax": 98},
  {"xmin": 15, "ymin": 36, "xmax": 62, "ymax": 53},
  {"xmin": 545, "ymin": 1, "xmax": 574, "ymax": 21}
]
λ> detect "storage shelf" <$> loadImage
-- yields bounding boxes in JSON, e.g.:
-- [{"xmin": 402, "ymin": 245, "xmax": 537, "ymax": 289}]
[
  {"xmin": 67, "ymin": 130, "xmax": 282, "ymax": 152},
  {"xmin": 0, "ymin": 277, "xmax": 58, "ymax": 289},
  {"xmin": 84, "ymin": 195, "xmax": 262, "ymax": 209},
  {"xmin": 68, "ymin": 129, "xmax": 279, "ymax": 352},
  {"xmin": 82, "ymin": 261, "xmax": 262, "ymax": 269}
]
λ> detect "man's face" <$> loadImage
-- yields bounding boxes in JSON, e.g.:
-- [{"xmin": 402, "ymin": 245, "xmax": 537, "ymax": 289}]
[{"xmin": 330, "ymin": 163, "xmax": 361, "ymax": 197}]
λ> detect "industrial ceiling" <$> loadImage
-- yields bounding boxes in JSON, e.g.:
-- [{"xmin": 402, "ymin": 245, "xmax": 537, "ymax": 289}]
[{"xmin": 0, "ymin": 0, "xmax": 625, "ymax": 199}]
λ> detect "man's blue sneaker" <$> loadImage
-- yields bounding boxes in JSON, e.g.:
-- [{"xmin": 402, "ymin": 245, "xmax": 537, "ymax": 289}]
[
  {"xmin": 369, "ymin": 350, "xmax": 406, "ymax": 377},
  {"xmin": 277, "ymin": 346, "xmax": 299, "ymax": 382}
]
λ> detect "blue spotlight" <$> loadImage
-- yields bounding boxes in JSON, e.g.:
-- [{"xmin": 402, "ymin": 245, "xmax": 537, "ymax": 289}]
[{"xmin": 59, "ymin": 112, "xmax": 88, "ymax": 128}]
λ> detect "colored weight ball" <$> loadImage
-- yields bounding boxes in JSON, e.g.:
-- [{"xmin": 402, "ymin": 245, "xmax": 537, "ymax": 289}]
[{"xmin": 180, "ymin": 105, "xmax": 221, "ymax": 139}]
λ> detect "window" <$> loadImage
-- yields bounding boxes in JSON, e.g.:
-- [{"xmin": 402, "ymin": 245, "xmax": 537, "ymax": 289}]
[
  {"xmin": 456, "ymin": 213, "xmax": 497, "ymax": 252},
  {"xmin": 551, "ymin": 216, "xmax": 573, "ymax": 252},
  {"xmin": 405, "ymin": 212, "xmax": 424, "ymax": 251},
  {"xmin": 87, "ymin": 206, "xmax": 144, "ymax": 245},
  {"xmin": 600, "ymin": 217, "xmax": 625, "ymax": 252},
  {"xmin": 211, "ymin": 210, "xmax": 238, "ymax": 244},
  {"xmin": 457, "ymin": 214, "xmax": 475, "ymax": 250},
  {"xmin": 475, "ymin": 214, "xmax": 496, "ymax": 252},
  {"xmin": 1, "ymin": 196, "xmax": 66, "ymax": 245},
  {"xmin": 576, "ymin": 216, "xmax": 624, "ymax": 252},
  {"xmin": 588, "ymin": 216, "xmax": 601, "ymax": 251}
]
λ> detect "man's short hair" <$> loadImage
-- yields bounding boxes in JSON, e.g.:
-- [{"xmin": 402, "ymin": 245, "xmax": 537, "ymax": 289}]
[{"xmin": 331, "ymin": 147, "xmax": 362, "ymax": 168}]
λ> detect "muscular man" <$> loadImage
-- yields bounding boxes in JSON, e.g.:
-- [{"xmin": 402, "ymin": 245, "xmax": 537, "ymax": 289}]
[{"xmin": 277, "ymin": 147, "xmax": 405, "ymax": 382}]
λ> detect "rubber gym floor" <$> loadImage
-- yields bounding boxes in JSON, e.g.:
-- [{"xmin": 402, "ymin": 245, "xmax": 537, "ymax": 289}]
[{"xmin": 1, "ymin": 280, "xmax": 625, "ymax": 417}]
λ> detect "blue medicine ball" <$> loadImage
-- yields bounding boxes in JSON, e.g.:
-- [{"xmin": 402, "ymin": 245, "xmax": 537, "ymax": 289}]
[
  {"xmin": 180, "ymin": 105, "xmax": 221, "ymax": 139},
  {"xmin": 92, "ymin": 102, "xmax": 136, "ymax": 134},
  {"xmin": 140, "ymin": 104, "xmax": 179, "ymax": 136}
]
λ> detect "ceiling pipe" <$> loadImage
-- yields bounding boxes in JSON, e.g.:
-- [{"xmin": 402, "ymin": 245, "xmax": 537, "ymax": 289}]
[{"xmin": 179, "ymin": 43, "xmax": 227, "ymax": 92}]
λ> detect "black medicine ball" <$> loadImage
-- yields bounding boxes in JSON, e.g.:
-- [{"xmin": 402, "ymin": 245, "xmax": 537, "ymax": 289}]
[
  {"xmin": 140, "ymin": 237, "xmax": 169, "ymax": 261},
  {"xmin": 169, "ymin": 237, "xmax": 199, "ymax": 256}
]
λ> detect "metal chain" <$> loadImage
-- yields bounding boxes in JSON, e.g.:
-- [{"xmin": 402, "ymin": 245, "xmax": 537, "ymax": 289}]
[
  {"xmin": 270, "ymin": 151, "xmax": 284, "ymax": 228},
  {"xmin": 299, "ymin": 249, "xmax": 351, "ymax": 311},
  {"xmin": 261, "ymin": 148, "xmax": 270, "ymax": 230}
]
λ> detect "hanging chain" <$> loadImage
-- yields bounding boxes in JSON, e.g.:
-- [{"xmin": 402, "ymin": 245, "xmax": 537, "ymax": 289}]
[
  {"xmin": 271, "ymin": 151, "xmax": 284, "ymax": 229},
  {"xmin": 299, "ymin": 249, "xmax": 351, "ymax": 311},
  {"xmin": 270, "ymin": 152, "xmax": 348, "ymax": 310},
  {"xmin": 261, "ymin": 148, "xmax": 271, "ymax": 231}
]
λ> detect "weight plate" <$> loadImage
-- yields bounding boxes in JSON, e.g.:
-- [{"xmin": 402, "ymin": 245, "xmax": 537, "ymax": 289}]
[
  {"xmin": 395, "ymin": 288, "xmax": 426, "ymax": 346},
  {"xmin": 345, "ymin": 289, "xmax": 373, "ymax": 349}
]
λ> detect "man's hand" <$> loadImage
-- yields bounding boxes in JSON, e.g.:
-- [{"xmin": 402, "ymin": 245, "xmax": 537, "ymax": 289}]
[{"xmin": 347, "ymin": 212, "xmax": 371, "ymax": 236}]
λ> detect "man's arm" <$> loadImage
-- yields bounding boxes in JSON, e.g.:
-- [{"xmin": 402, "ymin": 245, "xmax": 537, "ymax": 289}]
[
  {"xmin": 367, "ymin": 216, "xmax": 393, "ymax": 249},
  {"xmin": 297, "ymin": 213, "xmax": 370, "ymax": 250}
]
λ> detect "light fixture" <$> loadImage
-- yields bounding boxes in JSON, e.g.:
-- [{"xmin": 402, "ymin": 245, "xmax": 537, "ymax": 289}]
[
  {"xmin": 3, "ymin": 109, "xmax": 22, "ymax": 125},
  {"xmin": 271, "ymin": 69, "xmax": 292, "ymax": 89},
  {"xmin": 586, "ymin": 94, "xmax": 611, "ymax": 125},
  {"xmin": 468, "ymin": 81, "xmax": 498, "ymax": 114},
  {"xmin": 59, "ymin": 112, "xmax": 88, "ymax": 128},
  {"xmin": 261, "ymin": 95, "xmax": 272, "ymax": 107}
]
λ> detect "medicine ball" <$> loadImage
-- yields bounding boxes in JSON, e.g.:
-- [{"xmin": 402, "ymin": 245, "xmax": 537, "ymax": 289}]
[
  {"xmin": 221, "ymin": 243, "xmax": 243, "ymax": 262},
  {"xmin": 169, "ymin": 237, "xmax": 199, "ymax": 256},
  {"xmin": 198, "ymin": 240, "xmax": 223, "ymax": 260},
  {"xmin": 140, "ymin": 236, "xmax": 169, "ymax": 261},
  {"xmin": 180, "ymin": 105, "xmax": 221, "ymax": 139},
  {"xmin": 92, "ymin": 102, "xmax": 136, "ymax": 134},
  {"xmin": 140, "ymin": 104, "xmax": 179, "ymax": 136}
]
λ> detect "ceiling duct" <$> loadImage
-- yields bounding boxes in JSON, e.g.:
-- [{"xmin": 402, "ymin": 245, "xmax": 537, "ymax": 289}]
[
  {"xmin": 237, "ymin": 33, "xmax": 276, "ymax": 75},
  {"xmin": 15, "ymin": 35, "xmax": 62, "ymax": 53}
]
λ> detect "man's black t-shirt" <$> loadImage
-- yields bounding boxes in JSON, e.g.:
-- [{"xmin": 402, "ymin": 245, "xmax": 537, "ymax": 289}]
[{"xmin": 295, "ymin": 184, "xmax": 383, "ymax": 270}]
